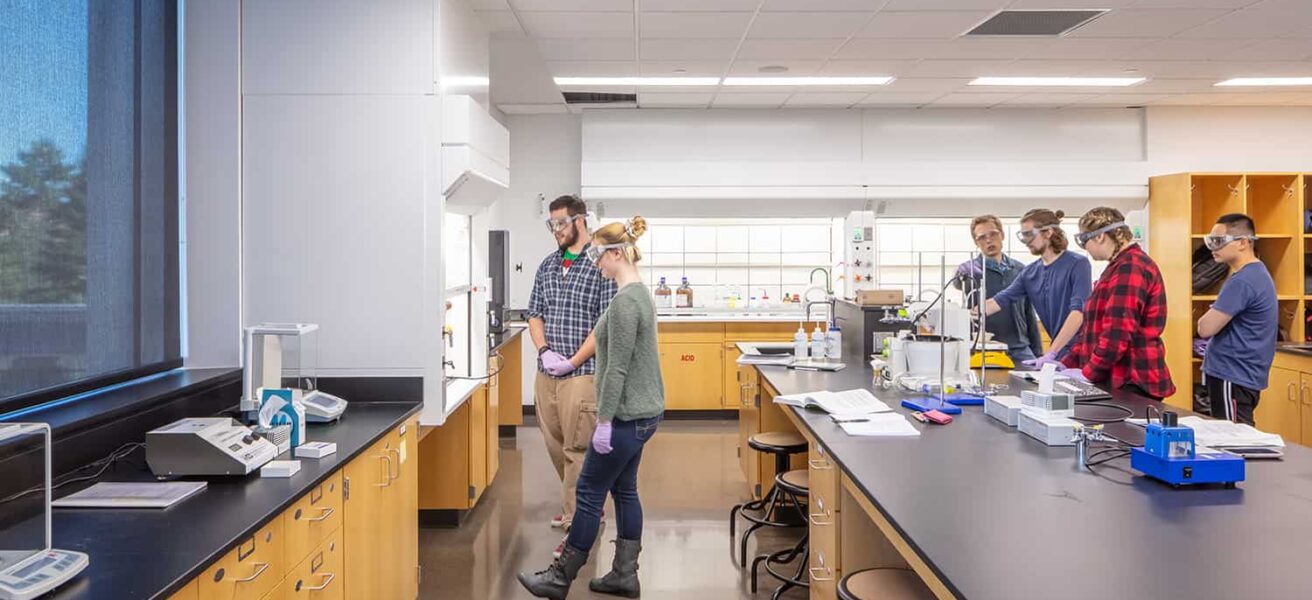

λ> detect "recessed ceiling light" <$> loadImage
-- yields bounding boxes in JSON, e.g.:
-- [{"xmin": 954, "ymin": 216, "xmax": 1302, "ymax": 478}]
[
  {"xmin": 554, "ymin": 76, "xmax": 720, "ymax": 86},
  {"xmin": 969, "ymin": 76, "xmax": 1145, "ymax": 87},
  {"xmin": 758, "ymin": 65, "xmax": 789, "ymax": 74},
  {"xmin": 722, "ymin": 76, "xmax": 893, "ymax": 86},
  {"xmin": 1215, "ymin": 77, "xmax": 1312, "ymax": 87}
]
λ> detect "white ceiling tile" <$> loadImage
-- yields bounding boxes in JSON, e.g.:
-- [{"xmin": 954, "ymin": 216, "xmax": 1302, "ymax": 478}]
[
  {"xmin": 1228, "ymin": 39, "xmax": 1312, "ymax": 61},
  {"xmin": 904, "ymin": 60, "xmax": 1014, "ymax": 78},
  {"xmin": 1279, "ymin": 24, "xmax": 1312, "ymax": 40},
  {"xmin": 929, "ymin": 92, "xmax": 1022, "ymax": 106},
  {"xmin": 1205, "ymin": 91, "xmax": 1312, "ymax": 105},
  {"xmin": 1116, "ymin": 38, "xmax": 1258, "ymax": 60},
  {"xmin": 640, "ymin": 39, "xmax": 741, "ymax": 60},
  {"xmin": 837, "ymin": 38, "xmax": 1052, "ymax": 60},
  {"xmin": 1029, "ymin": 38, "xmax": 1153, "ymax": 60},
  {"xmin": 784, "ymin": 92, "xmax": 869, "ymax": 106},
  {"xmin": 637, "ymin": 91, "xmax": 714, "ymax": 107},
  {"xmin": 1150, "ymin": 93, "xmax": 1247, "ymax": 105},
  {"xmin": 642, "ymin": 0, "xmax": 760, "ymax": 10},
  {"xmin": 639, "ymin": 60, "xmax": 730, "ymax": 76},
  {"xmin": 1176, "ymin": 1, "xmax": 1312, "ymax": 39},
  {"xmin": 747, "ymin": 12, "xmax": 873, "ymax": 39},
  {"xmin": 1001, "ymin": 93, "xmax": 1097, "ymax": 106},
  {"xmin": 1008, "ymin": 0, "xmax": 1136, "ymax": 7},
  {"xmin": 1067, "ymin": 8, "xmax": 1230, "ymax": 38},
  {"xmin": 471, "ymin": 0, "xmax": 511, "ymax": 9},
  {"xmin": 517, "ymin": 12, "xmax": 635, "ymax": 38},
  {"xmin": 498, "ymin": 103, "xmax": 571, "ymax": 114},
  {"xmin": 712, "ymin": 92, "xmax": 792, "ymax": 107},
  {"xmin": 559, "ymin": 84, "xmax": 638, "ymax": 94},
  {"xmin": 546, "ymin": 61, "xmax": 638, "ymax": 76},
  {"xmin": 883, "ymin": 0, "xmax": 1011, "ymax": 9},
  {"xmin": 856, "ymin": 11, "xmax": 993, "ymax": 39},
  {"xmin": 857, "ymin": 91, "xmax": 944, "ymax": 105},
  {"xmin": 1130, "ymin": 0, "xmax": 1261, "ymax": 7},
  {"xmin": 1125, "ymin": 60, "xmax": 1312, "ymax": 78},
  {"xmin": 535, "ymin": 38, "xmax": 636, "ymax": 61},
  {"xmin": 475, "ymin": 10, "xmax": 524, "ymax": 35},
  {"xmin": 1097, "ymin": 78, "xmax": 1216, "ymax": 93},
  {"xmin": 882, "ymin": 77, "xmax": 973, "ymax": 92},
  {"xmin": 1000, "ymin": 60, "xmax": 1124, "ymax": 76},
  {"xmin": 511, "ymin": 0, "xmax": 632, "ymax": 10},
  {"xmin": 736, "ymin": 39, "xmax": 848, "ymax": 59},
  {"xmin": 820, "ymin": 60, "xmax": 919, "ymax": 76},
  {"xmin": 729, "ymin": 60, "xmax": 827, "ymax": 75},
  {"xmin": 640, "ymin": 12, "xmax": 754, "ymax": 38},
  {"xmin": 1072, "ymin": 93, "xmax": 1176, "ymax": 106},
  {"xmin": 762, "ymin": 0, "xmax": 888, "ymax": 10}
]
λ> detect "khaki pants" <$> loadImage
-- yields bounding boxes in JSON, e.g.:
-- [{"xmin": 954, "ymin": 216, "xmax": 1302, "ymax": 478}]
[{"xmin": 534, "ymin": 372, "xmax": 598, "ymax": 521}]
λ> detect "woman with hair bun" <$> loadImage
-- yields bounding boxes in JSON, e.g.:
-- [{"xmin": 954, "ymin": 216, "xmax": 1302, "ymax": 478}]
[
  {"xmin": 519, "ymin": 216, "xmax": 665, "ymax": 600},
  {"xmin": 981, "ymin": 208, "xmax": 1093, "ymax": 367}
]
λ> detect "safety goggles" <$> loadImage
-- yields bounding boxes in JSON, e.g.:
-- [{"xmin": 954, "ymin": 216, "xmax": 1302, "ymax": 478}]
[
  {"xmin": 1075, "ymin": 222, "xmax": 1128, "ymax": 249},
  {"xmin": 1016, "ymin": 225, "xmax": 1055, "ymax": 243},
  {"xmin": 1204, "ymin": 233, "xmax": 1258, "ymax": 251},
  {"xmin": 545, "ymin": 214, "xmax": 583, "ymax": 233},
  {"xmin": 585, "ymin": 242, "xmax": 633, "ymax": 263},
  {"xmin": 973, "ymin": 229, "xmax": 1002, "ymax": 244}
]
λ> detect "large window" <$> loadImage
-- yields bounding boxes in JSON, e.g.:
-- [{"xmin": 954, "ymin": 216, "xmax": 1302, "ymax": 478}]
[
  {"xmin": 0, "ymin": 0, "xmax": 181, "ymax": 412},
  {"xmin": 443, "ymin": 213, "xmax": 472, "ymax": 378}
]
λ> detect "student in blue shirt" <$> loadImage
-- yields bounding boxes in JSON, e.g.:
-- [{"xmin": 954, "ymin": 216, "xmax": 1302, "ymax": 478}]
[
  {"xmin": 980, "ymin": 209, "xmax": 1092, "ymax": 367},
  {"xmin": 1197, "ymin": 213, "xmax": 1277, "ymax": 425}
]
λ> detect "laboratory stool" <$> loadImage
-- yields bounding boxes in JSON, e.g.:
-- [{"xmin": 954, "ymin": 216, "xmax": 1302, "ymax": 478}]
[
  {"xmin": 838, "ymin": 568, "xmax": 936, "ymax": 600},
  {"xmin": 750, "ymin": 469, "xmax": 811, "ymax": 600},
  {"xmin": 729, "ymin": 431, "xmax": 808, "ymax": 567}
]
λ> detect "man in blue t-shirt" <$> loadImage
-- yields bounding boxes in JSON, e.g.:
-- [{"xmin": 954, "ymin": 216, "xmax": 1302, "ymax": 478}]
[{"xmin": 1197, "ymin": 213, "xmax": 1277, "ymax": 425}]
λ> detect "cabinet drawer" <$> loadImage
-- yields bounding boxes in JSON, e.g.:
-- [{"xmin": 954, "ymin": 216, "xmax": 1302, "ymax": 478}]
[
  {"xmin": 657, "ymin": 322, "xmax": 724, "ymax": 343},
  {"xmin": 199, "ymin": 518, "xmax": 285, "ymax": 600},
  {"xmin": 167, "ymin": 580, "xmax": 198, "ymax": 600},
  {"xmin": 282, "ymin": 531, "xmax": 344, "ymax": 600},
  {"xmin": 725, "ymin": 322, "xmax": 797, "ymax": 339},
  {"xmin": 283, "ymin": 472, "xmax": 343, "ymax": 568},
  {"xmin": 809, "ymin": 519, "xmax": 840, "ymax": 600},
  {"xmin": 808, "ymin": 442, "xmax": 839, "ymax": 509}
]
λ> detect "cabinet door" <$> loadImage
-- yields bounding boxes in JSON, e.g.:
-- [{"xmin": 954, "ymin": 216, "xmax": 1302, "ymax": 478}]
[
  {"xmin": 469, "ymin": 386, "xmax": 489, "ymax": 502},
  {"xmin": 343, "ymin": 438, "xmax": 390, "ymax": 600},
  {"xmin": 738, "ymin": 375, "xmax": 761, "ymax": 497},
  {"xmin": 1301, "ymin": 373, "xmax": 1312, "ymax": 447},
  {"xmin": 198, "ymin": 519, "xmax": 284, "ymax": 600},
  {"xmin": 394, "ymin": 419, "xmax": 419, "ymax": 600},
  {"xmin": 659, "ymin": 343, "xmax": 725, "ymax": 410},
  {"xmin": 723, "ymin": 344, "xmax": 742, "ymax": 409},
  {"xmin": 487, "ymin": 365, "xmax": 501, "ymax": 485},
  {"xmin": 282, "ymin": 532, "xmax": 343, "ymax": 600},
  {"xmin": 1256, "ymin": 367, "xmax": 1301, "ymax": 445},
  {"xmin": 168, "ymin": 580, "xmax": 199, "ymax": 600}
]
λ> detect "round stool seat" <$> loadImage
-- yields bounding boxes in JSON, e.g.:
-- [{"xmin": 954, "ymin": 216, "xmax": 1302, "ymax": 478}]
[
  {"xmin": 776, "ymin": 469, "xmax": 809, "ymax": 495},
  {"xmin": 749, "ymin": 431, "xmax": 807, "ymax": 454},
  {"xmin": 838, "ymin": 568, "xmax": 935, "ymax": 600}
]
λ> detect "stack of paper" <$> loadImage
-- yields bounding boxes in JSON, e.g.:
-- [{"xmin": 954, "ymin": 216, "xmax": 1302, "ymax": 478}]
[
  {"xmin": 774, "ymin": 388, "xmax": 891, "ymax": 416},
  {"xmin": 838, "ymin": 413, "xmax": 921, "ymax": 437},
  {"xmin": 1178, "ymin": 416, "xmax": 1285, "ymax": 448},
  {"xmin": 736, "ymin": 353, "xmax": 795, "ymax": 367}
]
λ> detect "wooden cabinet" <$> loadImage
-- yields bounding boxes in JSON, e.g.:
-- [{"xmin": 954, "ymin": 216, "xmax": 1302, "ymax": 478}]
[
  {"xmin": 497, "ymin": 339, "xmax": 525, "ymax": 427},
  {"xmin": 418, "ymin": 386, "xmax": 500, "ymax": 510},
  {"xmin": 282, "ymin": 532, "xmax": 344, "ymax": 600},
  {"xmin": 343, "ymin": 435, "xmax": 393, "ymax": 600},
  {"xmin": 198, "ymin": 519, "xmax": 284, "ymax": 600},
  {"xmin": 740, "ymin": 379, "xmax": 806, "ymax": 500},
  {"xmin": 658, "ymin": 342, "xmax": 724, "ymax": 410},
  {"xmin": 283, "ymin": 473, "xmax": 342, "ymax": 570},
  {"xmin": 808, "ymin": 442, "xmax": 841, "ymax": 600},
  {"xmin": 737, "ymin": 363, "xmax": 761, "ymax": 489},
  {"xmin": 1257, "ymin": 366, "xmax": 1302, "ymax": 444},
  {"xmin": 168, "ymin": 580, "xmax": 199, "ymax": 600}
]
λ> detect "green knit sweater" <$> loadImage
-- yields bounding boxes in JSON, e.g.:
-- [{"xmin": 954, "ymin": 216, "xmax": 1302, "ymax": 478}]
[{"xmin": 594, "ymin": 282, "xmax": 665, "ymax": 422}]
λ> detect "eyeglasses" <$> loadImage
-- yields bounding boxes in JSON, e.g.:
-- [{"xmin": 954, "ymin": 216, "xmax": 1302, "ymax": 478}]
[
  {"xmin": 545, "ymin": 215, "xmax": 583, "ymax": 233},
  {"xmin": 1016, "ymin": 225, "xmax": 1054, "ymax": 243},
  {"xmin": 973, "ymin": 230, "xmax": 1002, "ymax": 243},
  {"xmin": 1204, "ymin": 233, "xmax": 1257, "ymax": 251},
  {"xmin": 585, "ymin": 242, "xmax": 632, "ymax": 263},
  {"xmin": 1075, "ymin": 222, "xmax": 1128, "ymax": 249}
]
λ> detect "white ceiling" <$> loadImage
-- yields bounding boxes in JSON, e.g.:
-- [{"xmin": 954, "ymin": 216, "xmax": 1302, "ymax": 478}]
[{"xmin": 475, "ymin": 0, "xmax": 1312, "ymax": 110}]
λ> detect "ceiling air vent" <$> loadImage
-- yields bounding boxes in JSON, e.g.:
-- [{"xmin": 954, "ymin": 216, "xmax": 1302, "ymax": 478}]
[
  {"xmin": 562, "ymin": 91, "xmax": 637, "ymax": 109},
  {"xmin": 965, "ymin": 10, "xmax": 1107, "ymax": 37}
]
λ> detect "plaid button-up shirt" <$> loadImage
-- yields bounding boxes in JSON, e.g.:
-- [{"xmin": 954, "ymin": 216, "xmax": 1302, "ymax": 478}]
[
  {"xmin": 1063, "ymin": 244, "xmax": 1175, "ymax": 399},
  {"xmin": 528, "ymin": 243, "xmax": 617, "ymax": 378}
]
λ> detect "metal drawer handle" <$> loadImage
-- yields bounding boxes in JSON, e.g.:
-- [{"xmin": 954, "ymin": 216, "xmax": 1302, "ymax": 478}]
[
  {"xmin": 305, "ymin": 507, "xmax": 334, "ymax": 522},
  {"xmin": 302, "ymin": 573, "xmax": 335, "ymax": 591},
  {"xmin": 1289, "ymin": 383, "xmax": 1298, "ymax": 403},
  {"xmin": 809, "ymin": 496, "xmax": 832, "ymax": 525},
  {"xmin": 1303, "ymin": 384, "xmax": 1311, "ymax": 407},
  {"xmin": 808, "ymin": 566, "xmax": 834, "ymax": 582},
  {"xmin": 233, "ymin": 562, "xmax": 270, "ymax": 583},
  {"xmin": 387, "ymin": 448, "xmax": 401, "ymax": 480},
  {"xmin": 808, "ymin": 458, "xmax": 832, "ymax": 471},
  {"xmin": 376, "ymin": 455, "xmax": 393, "ymax": 487}
]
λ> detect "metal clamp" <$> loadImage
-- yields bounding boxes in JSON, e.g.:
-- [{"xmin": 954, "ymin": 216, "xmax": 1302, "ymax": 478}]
[
  {"xmin": 233, "ymin": 562, "xmax": 270, "ymax": 583},
  {"xmin": 305, "ymin": 507, "xmax": 334, "ymax": 522},
  {"xmin": 302, "ymin": 573, "xmax": 335, "ymax": 591},
  {"xmin": 376, "ymin": 455, "xmax": 394, "ymax": 487}
]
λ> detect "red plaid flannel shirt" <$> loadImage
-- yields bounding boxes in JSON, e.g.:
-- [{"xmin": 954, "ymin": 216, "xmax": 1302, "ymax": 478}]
[{"xmin": 1062, "ymin": 244, "xmax": 1175, "ymax": 399}]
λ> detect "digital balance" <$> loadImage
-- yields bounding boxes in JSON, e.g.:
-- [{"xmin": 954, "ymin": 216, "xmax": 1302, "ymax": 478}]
[
  {"xmin": 0, "ymin": 424, "xmax": 89, "ymax": 600},
  {"xmin": 240, "ymin": 323, "xmax": 348, "ymax": 423}
]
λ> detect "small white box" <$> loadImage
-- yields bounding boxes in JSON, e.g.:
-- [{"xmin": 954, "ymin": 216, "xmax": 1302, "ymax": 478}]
[
  {"xmin": 260, "ymin": 460, "xmax": 302, "ymax": 478},
  {"xmin": 295, "ymin": 441, "xmax": 337, "ymax": 459},
  {"xmin": 1020, "ymin": 390, "xmax": 1075, "ymax": 417},
  {"xmin": 1017, "ymin": 410, "xmax": 1078, "ymax": 447},
  {"xmin": 985, "ymin": 395, "xmax": 1025, "ymax": 427}
]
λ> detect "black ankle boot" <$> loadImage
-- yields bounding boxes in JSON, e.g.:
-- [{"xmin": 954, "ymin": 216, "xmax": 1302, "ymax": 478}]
[
  {"xmin": 588, "ymin": 538, "xmax": 641, "ymax": 598},
  {"xmin": 517, "ymin": 544, "xmax": 589, "ymax": 600}
]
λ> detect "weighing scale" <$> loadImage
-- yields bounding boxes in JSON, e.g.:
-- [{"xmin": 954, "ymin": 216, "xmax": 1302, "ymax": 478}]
[
  {"xmin": 303, "ymin": 390, "xmax": 348, "ymax": 422},
  {"xmin": 0, "ymin": 424, "xmax": 89, "ymax": 600}
]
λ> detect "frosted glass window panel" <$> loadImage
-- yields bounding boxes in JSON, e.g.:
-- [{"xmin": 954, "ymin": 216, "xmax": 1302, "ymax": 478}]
[
  {"xmin": 880, "ymin": 252, "xmax": 915, "ymax": 267},
  {"xmin": 655, "ymin": 269, "xmax": 685, "ymax": 285},
  {"xmin": 652, "ymin": 226, "xmax": 685, "ymax": 253},
  {"xmin": 636, "ymin": 232, "xmax": 653, "ymax": 253},
  {"xmin": 749, "ymin": 226, "xmax": 782, "ymax": 253},
  {"xmin": 781, "ymin": 268, "xmax": 814, "ymax": 286},
  {"xmin": 646, "ymin": 252, "xmax": 684, "ymax": 267},
  {"xmin": 783, "ymin": 252, "xmax": 831, "ymax": 266},
  {"xmin": 910, "ymin": 225, "xmax": 943, "ymax": 251},
  {"xmin": 717, "ymin": 268, "xmax": 750, "ymax": 286},
  {"xmin": 718, "ymin": 226, "xmax": 750, "ymax": 252},
  {"xmin": 444, "ymin": 213, "xmax": 472, "ymax": 290},
  {"xmin": 683, "ymin": 267, "xmax": 716, "ymax": 286},
  {"xmin": 781, "ymin": 225, "xmax": 831, "ymax": 252},
  {"xmin": 685, "ymin": 252, "xmax": 717, "ymax": 266},
  {"xmin": 447, "ymin": 293, "xmax": 471, "ymax": 378},
  {"xmin": 749, "ymin": 253, "xmax": 782, "ymax": 266},
  {"xmin": 878, "ymin": 224, "xmax": 913, "ymax": 250},
  {"xmin": 752, "ymin": 287, "xmax": 783, "ymax": 303},
  {"xmin": 718, "ymin": 253, "xmax": 749, "ymax": 265},
  {"xmin": 749, "ymin": 268, "xmax": 782, "ymax": 286},
  {"xmin": 944, "ymin": 229, "xmax": 977, "ymax": 252},
  {"xmin": 684, "ymin": 226, "xmax": 717, "ymax": 252}
]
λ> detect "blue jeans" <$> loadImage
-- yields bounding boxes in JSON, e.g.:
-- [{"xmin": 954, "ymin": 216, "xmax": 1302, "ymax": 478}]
[{"xmin": 565, "ymin": 415, "xmax": 661, "ymax": 553}]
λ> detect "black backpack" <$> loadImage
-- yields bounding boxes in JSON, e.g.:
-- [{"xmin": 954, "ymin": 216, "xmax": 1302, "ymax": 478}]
[{"xmin": 1192, "ymin": 245, "xmax": 1228, "ymax": 294}]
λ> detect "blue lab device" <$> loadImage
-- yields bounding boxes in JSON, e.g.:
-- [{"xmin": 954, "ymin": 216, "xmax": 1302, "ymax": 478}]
[
  {"xmin": 900, "ymin": 397, "xmax": 963, "ymax": 415},
  {"xmin": 1129, "ymin": 412, "xmax": 1244, "ymax": 487},
  {"xmin": 942, "ymin": 392, "xmax": 984, "ymax": 406}
]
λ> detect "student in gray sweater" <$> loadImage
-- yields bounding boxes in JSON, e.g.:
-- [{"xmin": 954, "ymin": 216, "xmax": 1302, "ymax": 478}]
[{"xmin": 519, "ymin": 216, "xmax": 665, "ymax": 600}]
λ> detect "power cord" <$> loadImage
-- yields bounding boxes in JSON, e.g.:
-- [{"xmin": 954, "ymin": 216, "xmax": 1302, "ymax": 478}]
[
  {"xmin": 1071, "ymin": 400, "xmax": 1135, "ymax": 424},
  {"xmin": 0, "ymin": 442, "xmax": 146, "ymax": 505}
]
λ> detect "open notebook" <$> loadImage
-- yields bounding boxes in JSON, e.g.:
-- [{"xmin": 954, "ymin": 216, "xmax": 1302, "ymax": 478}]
[{"xmin": 773, "ymin": 388, "xmax": 891, "ymax": 416}]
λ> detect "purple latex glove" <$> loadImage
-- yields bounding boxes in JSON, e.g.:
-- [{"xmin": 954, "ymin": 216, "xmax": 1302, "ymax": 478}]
[
  {"xmin": 1060, "ymin": 368, "xmax": 1089, "ymax": 383},
  {"xmin": 1193, "ymin": 338, "xmax": 1209, "ymax": 358},
  {"xmin": 592, "ymin": 421, "xmax": 613, "ymax": 454},
  {"xmin": 541, "ymin": 350, "xmax": 576, "ymax": 377},
  {"xmin": 955, "ymin": 260, "xmax": 983, "ymax": 280},
  {"xmin": 1021, "ymin": 352, "xmax": 1063, "ymax": 369}
]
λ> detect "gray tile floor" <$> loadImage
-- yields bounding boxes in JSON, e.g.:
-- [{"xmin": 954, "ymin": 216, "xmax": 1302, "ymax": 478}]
[{"xmin": 419, "ymin": 419, "xmax": 807, "ymax": 599}]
